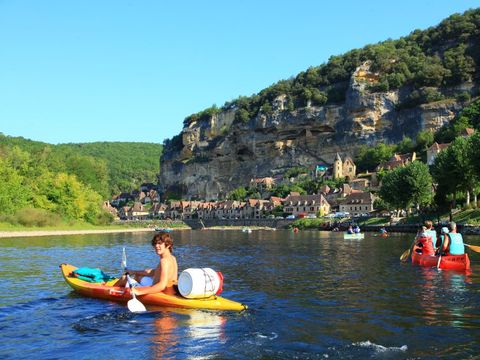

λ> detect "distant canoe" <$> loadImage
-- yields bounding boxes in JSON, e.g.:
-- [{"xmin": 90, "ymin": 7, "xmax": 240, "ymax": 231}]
[
  {"xmin": 155, "ymin": 228, "xmax": 173, "ymax": 233},
  {"xmin": 343, "ymin": 233, "xmax": 364, "ymax": 240}
]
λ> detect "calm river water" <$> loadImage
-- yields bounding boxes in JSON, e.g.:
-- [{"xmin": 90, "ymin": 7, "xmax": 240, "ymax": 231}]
[{"xmin": 0, "ymin": 230, "xmax": 479, "ymax": 359}]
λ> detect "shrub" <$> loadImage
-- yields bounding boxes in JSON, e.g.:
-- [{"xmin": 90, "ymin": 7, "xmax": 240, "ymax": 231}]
[{"xmin": 12, "ymin": 208, "xmax": 63, "ymax": 227}]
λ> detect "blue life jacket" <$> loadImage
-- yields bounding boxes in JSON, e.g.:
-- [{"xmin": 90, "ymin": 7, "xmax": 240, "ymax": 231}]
[
  {"xmin": 425, "ymin": 229, "xmax": 437, "ymax": 249},
  {"xmin": 448, "ymin": 233, "xmax": 464, "ymax": 255},
  {"xmin": 71, "ymin": 267, "xmax": 114, "ymax": 283}
]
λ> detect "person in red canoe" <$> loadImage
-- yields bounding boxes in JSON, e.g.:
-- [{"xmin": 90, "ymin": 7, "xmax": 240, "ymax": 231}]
[
  {"xmin": 437, "ymin": 222, "xmax": 465, "ymax": 256},
  {"xmin": 423, "ymin": 220, "xmax": 438, "ymax": 251},
  {"xmin": 114, "ymin": 232, "xmax": 178, "ymax": 295},
  {"xmin": 414, "ymin": 225, "xmax": 435, "ymax": 256}
]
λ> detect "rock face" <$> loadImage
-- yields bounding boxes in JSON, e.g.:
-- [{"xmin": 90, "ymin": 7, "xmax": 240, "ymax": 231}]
[{"xmin": 159, "ymin": 63, "xmax": 466, "ymax": 200}]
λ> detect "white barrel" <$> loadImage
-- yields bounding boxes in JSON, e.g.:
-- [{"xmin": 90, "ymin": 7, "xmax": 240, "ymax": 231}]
[{"xmin": 178, "ymin": 268, "xmax": 223, "ymax": 299}]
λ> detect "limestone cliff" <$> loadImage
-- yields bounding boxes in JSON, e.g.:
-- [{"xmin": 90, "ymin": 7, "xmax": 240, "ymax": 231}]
[{"xmin": 159, "ymin": 62, "xmax": 471, "ymax": 200}]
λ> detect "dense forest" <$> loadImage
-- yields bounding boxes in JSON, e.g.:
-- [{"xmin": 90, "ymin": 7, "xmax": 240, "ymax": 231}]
[
  {"xmin": 182, "ymin": 9, "xmax": 479, "ymax": 128},
  {"xmin": 0, "ymin": 134, "xmax": 161, "ymax": 225}
]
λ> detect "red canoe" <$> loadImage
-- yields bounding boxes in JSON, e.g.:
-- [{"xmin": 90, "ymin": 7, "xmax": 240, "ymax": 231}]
[{"xmin": 411, "ymin": 246, "xmax": 470, "ymax": 271}]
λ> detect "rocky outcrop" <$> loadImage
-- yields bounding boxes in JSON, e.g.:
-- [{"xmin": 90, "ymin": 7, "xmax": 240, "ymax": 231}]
[{"xmin": 159, "ymin": 63, "xmax": 469, "ymax": 200}]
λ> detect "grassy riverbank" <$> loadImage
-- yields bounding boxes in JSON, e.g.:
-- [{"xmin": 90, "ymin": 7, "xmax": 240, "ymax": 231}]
[{"xmin": 0, "ymin": 220, "xmax": 190, "ymax": 238}]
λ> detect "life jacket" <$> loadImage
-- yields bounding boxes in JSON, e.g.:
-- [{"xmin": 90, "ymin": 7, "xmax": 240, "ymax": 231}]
[
  {"xmin": 416, "ymin": 235, "xmax": 435, "ymax": 255},
  {"xmin": 71, "ymin": 267, "xmax": 114, "ymax": 283},
  {"xmin": 448, "ymin": 233, "xmax": 465, "ymax": 255},
  {"xmin": 436, "ymin": 235, "xmax": 446, "ymax": 250},
  {"xmin": 425, "ymin": 229, "xmax": 437, "ymax": 249}
]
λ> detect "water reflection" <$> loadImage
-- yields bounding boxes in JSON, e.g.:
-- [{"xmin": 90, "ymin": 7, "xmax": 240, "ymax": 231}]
[
  {"xmin": 416, "ymin": 267, "xmax": 473, "ymax": 328},
  {"xmin": 149, "ymin": 308, "xmax": 226, "ymax": 359},
  {"xmin": 1, "ymin": 230, "xmax": 479, "ymax": 359}
]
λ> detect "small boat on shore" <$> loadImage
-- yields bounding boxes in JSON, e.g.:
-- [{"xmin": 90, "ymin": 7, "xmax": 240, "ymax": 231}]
[
  {"xmin": 155, "ymin": 227, "xmax": 173, "ymax": 233},
  {"xmin": 343, "ymin": 233, "xmax": 364, "ymax": 240},
  {"xmin": 411, "ymin": 245, "xmax": 470, "ymax": 271}
]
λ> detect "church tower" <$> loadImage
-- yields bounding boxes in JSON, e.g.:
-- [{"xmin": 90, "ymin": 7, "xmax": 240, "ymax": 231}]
[{"xmin": 333, "ymin": 153, "xmax": 343, "ymax": 179}]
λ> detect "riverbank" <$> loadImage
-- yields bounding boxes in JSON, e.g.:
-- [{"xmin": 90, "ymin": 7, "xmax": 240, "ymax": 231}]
[{"xmin": 0, "ymin": 227, "xmax": 156, "ymax": 238}]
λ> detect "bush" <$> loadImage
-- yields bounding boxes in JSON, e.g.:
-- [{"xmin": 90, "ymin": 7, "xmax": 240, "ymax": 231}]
[{"xmin": 11, "ymin": 208, "xmax": 63, "ymax": 227}]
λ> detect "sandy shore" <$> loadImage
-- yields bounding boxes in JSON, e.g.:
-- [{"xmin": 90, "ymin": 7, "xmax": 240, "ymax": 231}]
[{"xmin": 0, "ymin": 228, "xmax": 155, "ymax": 238}]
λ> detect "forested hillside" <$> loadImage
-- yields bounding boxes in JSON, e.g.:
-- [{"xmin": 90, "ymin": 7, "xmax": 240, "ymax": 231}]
[
  {"xmin": 57, "ymin": 142, "xmax": 162, "ymax": 196},
  {"xmin": 0, "ymin": 134, "xmax": 161, "ymax": 225},
  {"xmin": 184, "ymin": 8, "xmax": 479, "ymax": 127}
]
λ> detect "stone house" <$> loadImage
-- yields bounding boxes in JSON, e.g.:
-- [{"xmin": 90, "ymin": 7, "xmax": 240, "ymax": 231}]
[
  {"xmin": 166, "ymin": 201, "xmax": 183, "ymax": 219},
  {"xmin": 196, "ymin": 202, "xmax": 217, "ymax": 220},
  {"xmin": 183, "ymin": 201, "xmax": 202, "ymax": 219},
  {"xmin": 376, "ymin": 152, "xmax": 416, "ymax": 171},
  {"xmin": 102, "ymin": 201, "xmax": 119, "ymax": 219},
  {"xmin": 149, "ymin": 203, "xmax": 167, "ymax": 219},
  {"xmin": 283, "ymin": 194, "xmax": 330, "ymax": 217},
  {"xmin": 127, "ymin": 202, "xmax": 150, "ymax": 220},
  {"xmin": 339, "ymin": 192, "xmax": 376, "ymax": 217},
  {"xmin": 250, "ymin": 177, "xmax": 275, "ymax": 191},
  {"xmin": 427, "ymin": 142, "xmax": 450, "ymax": 166},
  {"xmin": 349, "ymin": 178, "xmax": 370, "ymax": 191}
]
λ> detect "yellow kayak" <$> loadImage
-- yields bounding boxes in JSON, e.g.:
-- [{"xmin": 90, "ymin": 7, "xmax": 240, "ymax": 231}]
[{"xmin": 60, "ymin": 263, "xmax": 247, "ymax": 311}]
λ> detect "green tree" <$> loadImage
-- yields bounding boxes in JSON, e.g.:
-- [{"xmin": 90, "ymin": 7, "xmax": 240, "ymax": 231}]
[
  {"xmin": 379, "ymin": 162, "xmax": 432, "ymax": 212},
  {"xmin": 355, "ymin": 143, "xmax": 396, "ymax": 172},
  {"xmin": 431, "ymin": 136, "xmax": 477, "ymax": 211},
  {"xmin": 227, "ymin": 187, "xmax": 248, "ymax": 201},
  {"xmin": 0, "ymin": 158, "xmax": 31, "ymax": 214}
]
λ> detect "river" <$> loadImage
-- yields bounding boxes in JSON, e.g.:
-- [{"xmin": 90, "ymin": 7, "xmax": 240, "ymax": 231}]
[{"xmin": 0, "ymin": 230, "xmax": 479, "ymax": 359}]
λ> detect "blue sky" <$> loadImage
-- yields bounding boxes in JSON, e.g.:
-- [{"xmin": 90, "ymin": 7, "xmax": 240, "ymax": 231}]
[{"xmin": 0, "ymin": 1, "xmax": 477, "ymax": 144}]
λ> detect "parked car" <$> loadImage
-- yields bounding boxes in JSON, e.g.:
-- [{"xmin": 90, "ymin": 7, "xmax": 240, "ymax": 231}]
[
  {"xmin": 306, "ymin": 214, "xmax": 317, "ymax": 219},
  {"xmin": 286, "ymin": 215, "xmax": 296, "ymax": 219}
]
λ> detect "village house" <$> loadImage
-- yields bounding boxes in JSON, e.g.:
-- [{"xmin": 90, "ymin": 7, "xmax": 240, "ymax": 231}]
[
  {"xmin": 183, "ymin": 201, "xmax": 202, "ymax": 219},
  {"xmin": 243, "ymin": 199, "xmax": 270, "ymax": 219},
  {"xmin": 283, "ymin": 193, "xmax": 330, "ymax": 217},
  {"xmin": 250, "ymin": 177, "xmax": 275, "ymax": 191},
  {"xmin": 339, "ymin": 192, "xmax": 376, "ymax": 217},
  {"xmin": 427, "ymin": 142, "xmax": 450, "ymax": 165},
  {"xmin": 127, "ymin": 202, "xmax": 150, "ymax": 220},
  {"xmin": 111, "ymin": 192, "xmax": 135, "ymax": 207},
  {"xmin": 426, "ymin": 128, "xmax": 474, "ymax": 166},
  {"xmin": 376, "ymin": 152, "xmax": 416, "ymax": 171},
  {"xmin": 140, "ymin": 183, "xmax": 157, "ymax": 192},
  {"xmin": 196, "ymin": 202, "xmax": 217, "ymax": 220},
  {"xmin": 149, "ymin": 203, "xmax": 167, "ymax": 219},
  {"xmin": 349, "ymin": 178, "xmax": 370, "ymax": 191},
  {"xmin": 102, "ymin": 201, "xmax": 119, "ymax": 219},
  {"xmin": 166, "ymin": 201, "xmax": 183, "ymax": 219}
]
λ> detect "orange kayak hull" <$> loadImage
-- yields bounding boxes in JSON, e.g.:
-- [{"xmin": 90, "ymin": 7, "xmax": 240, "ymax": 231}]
[{"xmin": 60, "ymin": 263, "xmax": 247, "ymax": 311}]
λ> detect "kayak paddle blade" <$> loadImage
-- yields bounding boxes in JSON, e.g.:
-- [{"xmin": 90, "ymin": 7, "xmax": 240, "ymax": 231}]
[
  {"xmin": 400, "ymin": 248, "xmax": 410, "ymax": 262},
  {"xmin": 127, "ymin": 298, "xmax": 147, "ymax": 313}
]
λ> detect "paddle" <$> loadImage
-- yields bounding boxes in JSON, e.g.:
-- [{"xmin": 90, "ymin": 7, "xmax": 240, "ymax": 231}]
[
  {"xmin": 436, "ymin": 254, "xmax": 442, "ymax": 270},
  {"xmin": 464, "ymin": 243, "xmax": 480, "ymax": 253},
  {"xmin": 122, "ymin": 247, "xmax": 146, "ymax": 313},
  {"xmin": 399, "ymin": 248, "xmax": 411, "ymax": 262},
  {"xmin": 400, "ymin": 238, "xmax": 417, "ymax": 262}
]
